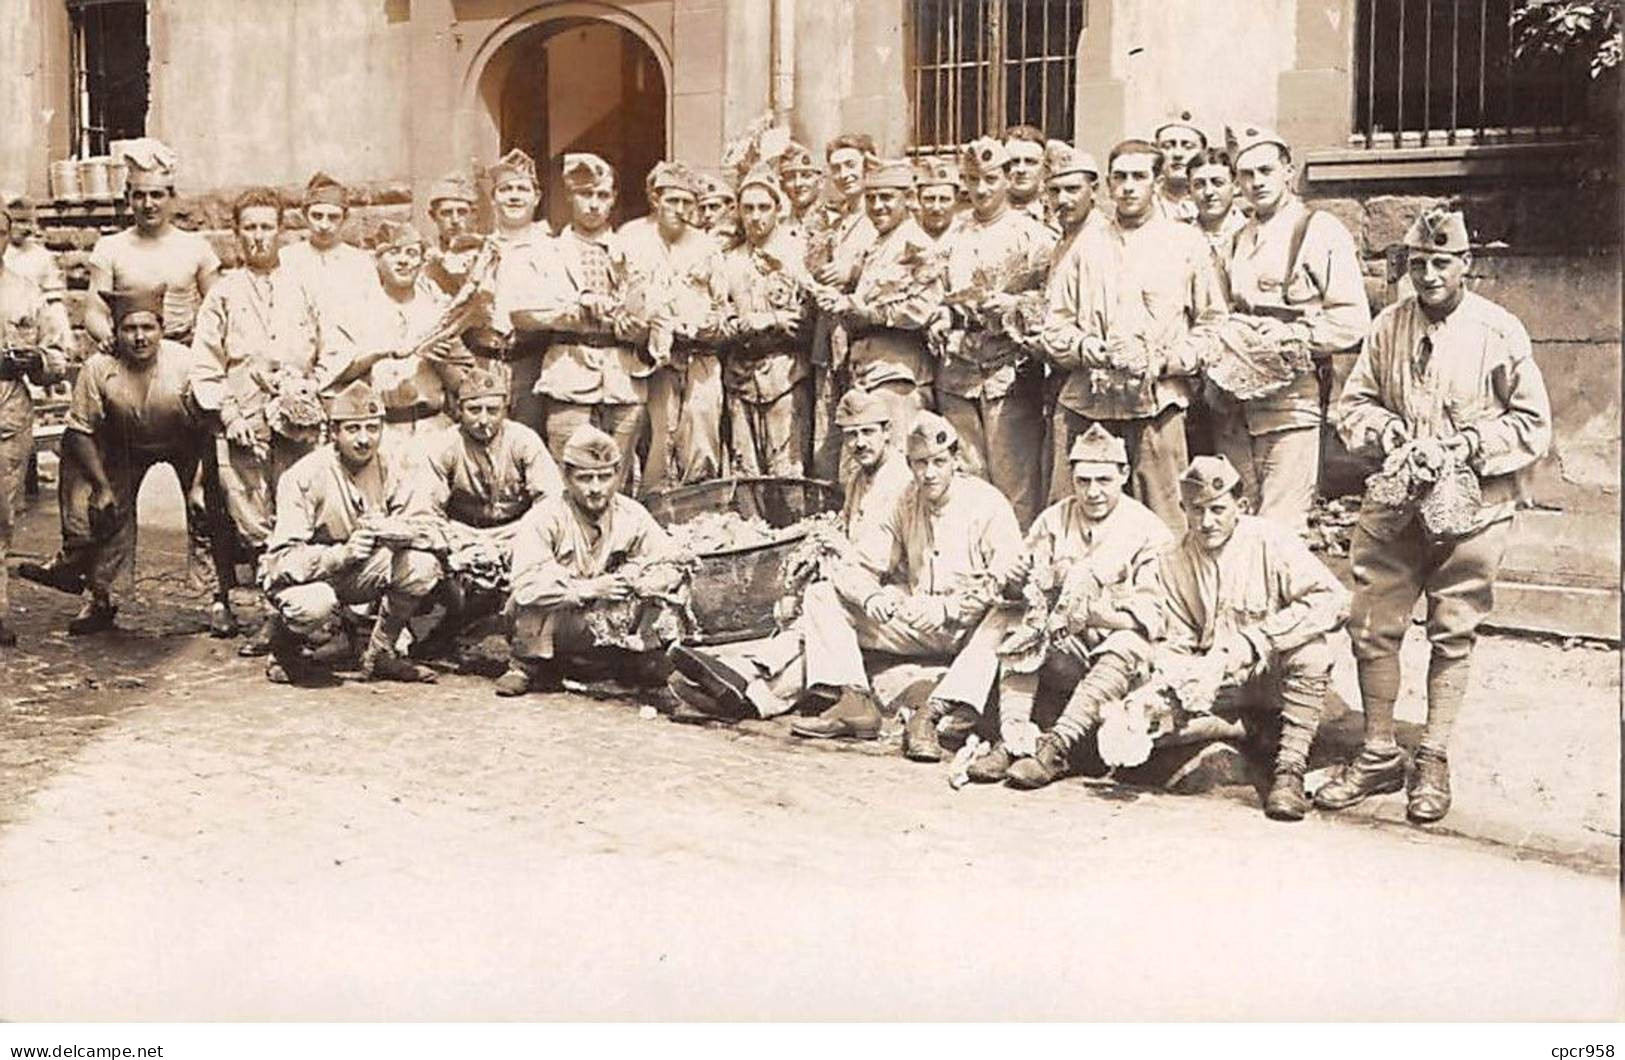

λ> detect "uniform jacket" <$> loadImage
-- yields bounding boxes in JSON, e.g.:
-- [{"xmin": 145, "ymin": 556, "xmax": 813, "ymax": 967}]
[
  {"xmin": 1023, "ymin": 493, "xmax": 1174, "ymax": 643},
  {"xmin": 939, "ymin": 205, "xmax": 1057, "ymax": 400},
  {"xmin": 67, "ymin": 340, "xmax": 197, "ymax": 457},
  {"xmin": 0, "ymin": 268, "xmax": 68, "ymax": 442},
  {"xmin": 261, "ymin": 442, "xmax": 417, "ymax": 590},
  {"xmin": 406, "ymin": 419, "xmax": 563, "ymax": 529},
  {"xmin": 509, "ymin": 492, "xmax": 675, "ymax": 610},
  {"xmin": 839, "ymin": 448, "xmax": 914, "ymax": 541},
  {"xmin": 711, "ymin": 228, "xmax": 813, "ymax": 404},
  {"xmin": 522, "ymin": 226, "xmax": 648, "ymax": 405},
  {"xmin": 190, "ymin": 266, "xmax": 324, "ymax": 437},
  {"xmin": 846, "ymin": 217, "xmax": 945, "ymax": 390}
]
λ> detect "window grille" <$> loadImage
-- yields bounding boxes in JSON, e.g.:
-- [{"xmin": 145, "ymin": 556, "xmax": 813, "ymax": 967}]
[
  {"xmin": 908, "ymin": 0, "xmax": 1087, "ymax": 153},
  {"xmin": 68, "ymin": 0, "xmax": 150, "ymax": 158},
  {"xmin": 1353, "ymin": 0, "xmax": 1586, "ymax": 148}
]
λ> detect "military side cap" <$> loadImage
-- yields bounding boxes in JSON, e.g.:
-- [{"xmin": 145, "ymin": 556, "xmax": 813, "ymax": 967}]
[
  {"xmin": 777, "ymin": 141, "xmax": 820, "ymax": 175},
  {"xmin": 835, "ymin": 388, "xmax": 892, "ymax": 428},
  {"xmin": 1178, "ymin": 455, "xmax": 1243, "ymax": 504},
  {"xmin": 1404, "ymin": 204, "xmax": 1471, "ymax": 254},
  {"xmin": 864, "ymin": 159, "xmax": 916, "ymax": 191},
  {"xmin": 961, "ymin": 137, "xmax": 1011, "ymax": 176},
  {"xmin": 371, "ymin": 219, "xmax": 424, "ymax": 251},
  {"xmin": 1068, "ymin": 423, "xmax": 1128, "ymax": 467},
  {"xmin": 119, "ymin": 138, "xmax": 178, "ymax": 187},
  {"xmin": 1155, "ymin": 109, "xmax": 1209, "ymax": 144},
  {"xmin": 304, "ymin": 171, "xmax": 349, "ymax": 208},
  {"xmin": 906, "ymin": 411, "xmax": 959, "ymax": 460},
  {"xmin": 563, "ymin": 153, "xmax": 615, "ymax": 192},
  {"xmin": 327, "ymin": 380, "xmax": 384, "ymax": 422},
  {"xmin": 427, "ymin": 173, "xmax": 476, "ymax": 207},
  {"xmin": 488, "ymin": 148, "xmax": 538, "ymax": 188},
  {"xmin": 647, "ymin": 160, "xmax": 697, "ymax": 196},
  {"xmin": 914, "ymin": 156, "xmax": 961, "ymax": 189},
  {"xmin": 560, "ymin": 424, "xmax": 620, "ymax": 470},
  {"xmin": 1226, "ymin": 123, "xmax": 1290, "ymax": 162},
  {"xmin": 737, "ymin": 163, "xmax": 783, "ymax": 204},
  {"xmin": 100, "ymin": 285, "xmax": 166, "ymax": 324},
  {"xmin": 456, "ymin": 367, "xmax": 507, "ymax": 403},
  {"xmin": 1045, "ymin": 144, "xmax": 1099, "ymax": 182},
  {"xmin": 696, "ymin": 173, "xmax": 737, "ymax": 204}
]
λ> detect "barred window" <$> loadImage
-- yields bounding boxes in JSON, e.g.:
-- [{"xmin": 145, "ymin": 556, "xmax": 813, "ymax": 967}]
[
  {"xmin": 1354, "ymin": 0, "xmax": 1586, "ymax": 148},
  {"xmin": 68, "ymin": 0, "xmax": 150, "ymax": 157},
  {"xmin": 908, "ymin": 0, "xmax": 1087, "ymax": 153}
]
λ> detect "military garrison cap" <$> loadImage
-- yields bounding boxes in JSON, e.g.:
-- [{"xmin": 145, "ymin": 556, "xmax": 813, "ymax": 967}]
[
  {"xmin": 560, "ymin": 424, "xmax": 620, "ymax": 470},
  {"xmin": 1404, "ymin": 204, "xmax": 1471, "ymax": 254},
  {"xmin": 1178, "ymin": 455, "xmax": 1243, "ymax": 504},
  {"xmin": 488, "ymin": 149, "xmax": 538, "ymax": 188},
  {"xmin": 456, "ymin": 367, "xmax": 508, "ymax": 403},
  {"xmin": 961, "ymin": 137, "xmax": 1011, "ymax": 176},
  {"xmin": 906, "ymin": 411, "xmax": 959, "ymax": 460},
  {"xmin": 100, "ymin": 286, "xmax": 166, "ymax": 324},
  {"xmin": 562, "ymin": 153, "xmax": 614, "ymax": 192},
  {"xmin": 834, "ymin": 388, "xmax": 892, "ymax": 429},
  {"xmin": 914, "ymin": 156, "xmax": 961, "ymax": 189},
  {"xmin": 304, "ymin": 172, "xmax": 349, "ymax": 209},
  {"xmin": 327, "ymin": 380, "xmax": 384, "ymax": 422},
  {"xmin": 1068, "ymin": 423, "xmax": 1128, "ymax": 467},
  {"xmin": 864, "ymin": 159, "xmax": 916, "ymax": 191}
]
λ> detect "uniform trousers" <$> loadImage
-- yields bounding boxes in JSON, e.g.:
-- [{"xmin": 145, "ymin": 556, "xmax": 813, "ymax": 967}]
[
  {"xmin": 0, "ymin": 427, "xmax": 32, "ymax": 614},
  {"xmin": 644, "ymin": 354, "xmax": 724, "ymax": 490},
  {"xmin": 60, "ymin": 441, "xmax": 208, "ymax": 597},
  {"xmin": 542, "ymin": 400, "xmax": 648, "ymax": 495},
  {"xmin": 1051, "ymin": 405, "xmax": 1189, "ymax": 534},
  {"xmin": 1212, "ymin": 417, "xmax": 1319, "ymax": 534},
  {"xmin": 1348, "ymin": 516, "xmax": 1510, "ymax": 662},
  {"xmin": 506, "ymin": 344, "xmax": 547, "ymax": 436},
  {"xmin": 221, "ymin": 435, "xmax": 314, "ymax": 551},
  {"xmin": 726, "ymin": 382, "xmax": 811, "ymax": 479},
  {"xmin": 269, "ymin": 545, "xmax": 441, "ymax": 654},
  {"xmin": 936, "ymin": 373, "xmax": 1045, "ymax": 528}
]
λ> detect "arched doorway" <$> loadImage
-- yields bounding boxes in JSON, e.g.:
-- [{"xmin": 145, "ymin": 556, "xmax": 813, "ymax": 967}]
[{"xmin": 483, "ymin": 15, "xmax": 667, "ymax": 230}]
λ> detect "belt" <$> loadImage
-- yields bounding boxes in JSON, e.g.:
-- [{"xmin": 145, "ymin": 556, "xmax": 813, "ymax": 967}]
[
  {"xmin": 383, "ymin": 402, "xmax": 444, "ymax": 424},
  {"xmin": 545, "ymin": 331, "xmax": 627, "ymax": 350},
  {"xmin": 848, "ymin": 325, "xmax": 919, "ymax": 344}
]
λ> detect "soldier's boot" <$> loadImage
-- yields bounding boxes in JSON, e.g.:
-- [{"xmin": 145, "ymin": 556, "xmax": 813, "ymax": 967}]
[
  {"xmin": 236, "ymin": 615, "xmax": 274, "ymax": 657},
  {"xmin": 208, "ymin": 601, "xmax": 240, "ymax": 639},
  {"xmin": 668, "ymin": 672, "xmax": 753, "ymax": 724},
  {"xmin": 667, "ymin": 645, "xmax": 753, "ymax": 717},
  {"xmin": 791, "ymin": 687, "xmax": 883, "ymax": 740},
  {"xmin": 494, "ymin": 658, "xmax": 562, "ymax": 697},
  {"xmin": 901, "ymin": 699, "xmax": 947, "ymax": 763},
  {"xmin": 1264, "ymin": 766, "xmax": 1310, "ymax": 822},
  {"xmin": 264, "ymin": 614, "xmax": 318, "ymax": 685},
  {"xmin": 1005, "ymin": 732, "xmax": 1073, "ymax": 790},
  {"xmin": 936, "ymin": 704, "xmax": 979, "ymax": 751},
  {"xmin": 361, "ymin": 645, "xmax": 438, "ymax": 684},
  {"xmin": 66, "ymin": 593, "xmax": 117, "ymax": 636},
  {"xmin": 965, "ymin": 743, "xmax": 1013, "ymax": 783},
  {"xmin": 1312, "ymin": 746, "xmax": 1409, "ymax": 811},
  {"xmin": 1407, "ymin": 748, "xmax": 1452, "ymax": 824},
  {"xmin": 16, "ymin": 558, "xmax": 85, "ymax": 596},
  {"xmin": 0, "ymin": 620, "xmax": 16, "ymax": 647}
]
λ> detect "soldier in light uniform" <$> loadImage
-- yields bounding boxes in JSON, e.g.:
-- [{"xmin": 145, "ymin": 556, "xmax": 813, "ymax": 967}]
[
  {"xmin": 694, "ymin": 174, "xmax": 739, "ymax": 248},
  {"xmin": 1003, "ymin": 125, "xmax": 1051, "ymax": 228},
  {"xmin": 928, "ymin": 137, "xmax": 1056, "ymax": 528},
  {"xmin": 1217, "ymin": 126, "xmax": 1370, "ymax": 534},
  {"xmin": 1316, "ymin": 206, "xmax": 1552, "ymax": 824},
  {"xmin": 967, "ymin": 424, "xmax": 1173, "ymax": 783},
  {"xmin": 912, "ymin": 157, "xmax": 963, "ymax": 247},
  {"xmin": 1035, "ymin": 144, "xmax": 1102, "ymax": 499},
  {"xmin": 259, "ymin": 380, "xmax": 440, "ymax": 685},
  {"xmin": 1041, "ymin": 139, "xmax": 1225, "ymax": 533},
  {"xmin": 321, "ymin": 220, "xmax": 458, "ymax": 449},
  {"xmin": 511, "ymin": 153, "xmax": 648, "ymax": 491},
  {"xmin": 86, "ymin": 140, "xmax": 221, "ymax": 347},
  {"xmin": 776, "ymin": 142, "xmax": 825, "ymax": 244},
  {"xmin": 486, "ymin": 148, "xmax": 556, "ymax": 433},
  {"xmin": 279, "ymin": 172, "xmax": 376, "ymax": 342},
  {"xmin": 4, "ymin": 197, "xmax": 68, "ymax": 319},
  {"xmin": 38, "ymin": 288, "xmax": 209, "ymax": 636},
  {"xmin": 421, "ymin": 173, "xmax": 479, "ymax": 299},
  {"xmin": 1188, "ymin": 148, "xmax": 1248, "ymax": 277},
  {"xmin": 1152, "ymin": 110, "xmax": 1208, "ymax": 224},
  {"xmin": 613, "ymin": 161, "xmax": 725, "ymax": 489},
  {"xmin": 710, "ymin": 165, "xmax": 814, "ymax": 477},
  {"xmin": 0, "ymin": 203, "xmax": 69, "ymax": 646},
  {"xmin": 1008, "ymin": 456, "xmax": 1348, "ymax": 823},
  {"xmin": 498, "ymin": 424, "xmax": 678, "ymax": 696},
  {"xmin": 813, "ymin": 159, "xmax": 944, "ymax": 452}
]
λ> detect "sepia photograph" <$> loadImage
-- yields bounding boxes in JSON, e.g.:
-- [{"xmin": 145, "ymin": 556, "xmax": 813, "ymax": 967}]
[{"xmin": 0, "ymin": 0, "xmax": 1619, "ymax": 1046}]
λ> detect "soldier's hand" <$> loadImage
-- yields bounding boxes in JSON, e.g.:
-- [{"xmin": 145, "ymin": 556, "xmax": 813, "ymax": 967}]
[
  {"xmin": 1440, "ymin": 432, "xmax": 1476, "ymax": 463},
  {"xmin": 346, "ymin": 528, "xmax": 380, "ymax": 564},
  {"xmin": 864, "ymin": 587, "xmax": 903, "ymax": 625},
  {"xmin": 1005, "ymin": 550, "xmax": 1034, "ymax": 587},
  {"xmin": 579, "ymin": 292, "xmax": 613, "ymax": 318},
  {"xmin": 811, "ymin": 287, "xmax": 845, "ymax": 315},
  {"xmin": 585, "ymin": 573, "xmax": 632, "ymax": 602},
  {"xmin": 1379, "ymin": 419, "xmax": 1411, "ymax": 456},
  {"xmin": 1079, "ymin": 337, "xmax": 1111, "ymax": 369},
  {"xmin": 224, "ymin": 419, "xmax": 258, "ymax": 450},
  {"xmin": 812, "ymin": 262, "xmax": 843, "ymax": 287}
]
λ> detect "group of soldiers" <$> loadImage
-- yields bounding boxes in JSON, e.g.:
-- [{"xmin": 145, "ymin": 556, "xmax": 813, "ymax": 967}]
[{"xmin": 0, "ymin": 110, "xmax": 1552, "ymax": 825}]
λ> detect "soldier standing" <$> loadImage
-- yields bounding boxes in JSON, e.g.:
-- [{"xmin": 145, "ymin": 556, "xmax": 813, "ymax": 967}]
[{"xmin": 486, "ymin": 148, "xmax": 556, "ymax": 433}]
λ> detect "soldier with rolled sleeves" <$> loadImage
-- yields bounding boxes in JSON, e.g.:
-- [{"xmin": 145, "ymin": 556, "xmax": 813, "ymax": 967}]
[
  {"xmin": 926, "ymin": 137, "xmax": 1056, "ymax": 527},
  {"xmin": 0, "ymin": 203, "xmax": 69, "ymax": 646},
  {"xmin": 1216, "ymin": 125, "xmax": 1370, "ymax": 534},
  {"xmin": 498, "ymin": 424, "xmax": 679, "ymax": 697},
  {"xmin": 1009, "ymin": 456, "xmax": 1348, "ymax": 822},
  {"xmin": 966, "ymin": 424, "xmax": 1173, "ymax": 783},
  {"xmin": 710, "ymin": 164, "xmax": 815, "ymax": 478},
  {"xmin": 421, "ymin": 173, "xmax": 479, "ymax": 298},
  {"xmin": 912, "ymin": 157, "xmax": 963, "ymax": 247},
  {"xmin": 510, "ymin": 153, "xmax": 648, "ymax": 491},
  {"xmin": 1040, "ymin": 138, "xmax": 1226, "ymax": 532},
  {"xmin": 812, "ymin": 159, "xmax": 945, "ymax": 452},
  {"xmin": 1152, "ymin": 110, "xmax": 1209, "ymax": 224},
  {"xmin": 612, "ymin": 161, "xmax": 725, "ymax": 489},
  {"xmin": 259, "ymin": 380, "xmax": 440, "ymax": 685},
  {"xmin": 26, "ymin": 288, "xmax": 209, "ymax": 636},
  {"xmin": 486, "ymin": 148, "xmax": 556, "ymax": 431},
  {"xmin": 86, "ymin": 139, "xmax": 221, "ymax": 348},
  {"xmin": 1315, "ymin": 206, "xmax": 1552, "ymax": 825},
  {"xmin": 1003, "ymin": 125, "xmax": 1050, "ymax": 228}
]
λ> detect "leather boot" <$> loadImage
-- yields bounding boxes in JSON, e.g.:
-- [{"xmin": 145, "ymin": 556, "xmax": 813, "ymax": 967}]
[
  {"xmin": 1264, "ymin": 766, "xmax": 1310, "ymax": 821},
  {"xmin": 0, "ymin": 620, "xmax": 16, "ymax": 647},
  {"xmin": 668, "ymin": 672, "xmax": 752, "ymax": 723},
  {"xmin": 1407, "ymin": 748, "xmax": 1452, "ymax": 823},
  {"xmin": 902, "ymin": 699, "xmax": 946, "ymax": 762},
  {"xmin": 67, "ymin": 596, "xmax": 117, "ymax": 636},
  {"xmin": 237, "ymin": 616, "xmax": 274, "ymax": 657},
  {"xmin": 1312, "ymin": 746, "xmax": 1408, "ymax": 811},
  {"xmin": 15, "ymin": 559, "xmax": 84, "ymax": 595},
  {"xmin": 668, "ymin": 645, "xmax": 752, "ymax": 716},
  {"xmin": 493, "ymin": 666, "xmax": 533, "ymax": 697},
  {"xmin": 1005, "ymin": 732, "xmax": 1072, "ymax": 790},
  {"xmin": 361, "ymin": 646, "xmax": 438, "ymax": 683},
  {"xmin": 790, "ymin": 688, "xmax": 882, "ymax": 740},
  {"xmin": 965, "ymin": 743, "xmax": 1013, "ymax": 783}
]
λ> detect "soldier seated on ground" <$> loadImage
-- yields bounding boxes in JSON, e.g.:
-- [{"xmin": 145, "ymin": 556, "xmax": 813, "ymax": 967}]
[
  {"xmin": 496, "ymin": 425, "xmax": 684, "ymax": 697},
  {"xmin": 666, "ymin": 412, "xmax": 1026, "ymax": 758},
  {"xmin": 18, "ymin": 287, "xmax": 209, "ymax": 636},
  {"xmin": 1004, "ymin": 456, "xmax": 1349, "ymax": 822},
  {"xmin": 398, "ymin": 367, "xmax": 562, "ymax": 662},
  {"xmin": 966, "ymin": 424, "xmax": 1174, "ymax": 784},
  {"xmin": 258, "ymin": 381, "xmax": 440, "ymax": 686}
]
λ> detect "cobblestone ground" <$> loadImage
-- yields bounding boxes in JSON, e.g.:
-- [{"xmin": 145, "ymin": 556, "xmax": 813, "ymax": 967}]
[{"xmin": 0, "ymin": 487, "xmax": 1618, "ymax": 1020}]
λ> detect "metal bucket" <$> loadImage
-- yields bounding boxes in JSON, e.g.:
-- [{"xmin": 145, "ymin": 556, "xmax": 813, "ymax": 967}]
[
  {"xmin": 49, "ymin": 160, "xmax": 81, "ymax": 203},
  {"xmin": 643, "ymin": 477, "xmax": 842, "ymax": 644},
  {"xmin": 79, "ymin": 157, "xmax": 113, "ymax": 201}
]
